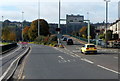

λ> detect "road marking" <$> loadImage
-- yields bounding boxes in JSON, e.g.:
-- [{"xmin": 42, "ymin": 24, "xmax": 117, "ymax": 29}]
[
  {"xmin": 58, "ymin": 56, "xmax": 64, "ymax": 59},
  {"xmin": 73, "ymin": 50, "xmax": 81, "ymax": 53},
  {"xmin": 70, "ymin": 55, "xmax": 75, "ymax": 57},
  {"xmin": 22, "ymin": 75, "xmax": 25, "ymax": 79},
  {"xmin": 0, "ymin": 47, "xmax": 30, "ymax": 80},
  {"xmin": 75, "ymin": 54, "xmax": 81, "ymax": 58},
  {"xmin": 114, "ymin": 57, "xmax": 118, "ymax": 59},
  {"xmin": 67, "ymin": 60, "xmax": 70, "ymax": 62},
  {"xmin": 97, "ymin": 65, "xmax": 119, "ymax": 74},
  {"xmin": 0, "ymin": 45, "xmax": 22, "ymax": 59},
  {"xmin": 81, "ymin": 58, "xmax": 94, "ymax": 64}
]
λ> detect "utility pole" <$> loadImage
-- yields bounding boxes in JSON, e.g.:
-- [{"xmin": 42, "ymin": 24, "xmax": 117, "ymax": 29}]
[
  {"xmin": 104, "ymin": 0, "xmax": 110, "ymax": 47},
  {"xmin": 87, "ymin": 20, "xmax": 90, "ymax": 44},
  {"xmin": 87, "ymin": 12, "xmax": 89, "ymax": 20},
  {"xmin": 22, "ymin": 12, "xmax": 24, "ymax": 42},
  {"xmin": 38, "ymin": 0, "xmax": 40, "ymax": 36}
]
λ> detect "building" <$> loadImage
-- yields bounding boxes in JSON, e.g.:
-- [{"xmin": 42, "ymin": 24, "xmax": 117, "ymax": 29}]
[
  {"xmin": 108, "ymin": 20, "xmax": 120, "ymax": 39},
  {"xmin": 118, "ymin": 1, "xmax": 120, "ymax": 19},
  {"xmin": 66, "ymin": 14, "xmax": 84, "ymax": 24}
]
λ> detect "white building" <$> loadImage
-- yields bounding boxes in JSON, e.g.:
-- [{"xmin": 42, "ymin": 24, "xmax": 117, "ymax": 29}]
[
  {"xmin": 118, "ymin": 1, "xmax": 120, "ymax": 19},
  {"xmin": 108, "ymin": 20, "xmax": 120, "ymax": 39}
]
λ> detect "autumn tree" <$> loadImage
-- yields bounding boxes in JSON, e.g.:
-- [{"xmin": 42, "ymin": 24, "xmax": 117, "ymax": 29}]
[
  {"xmin": 28, "ymin": 19, "xmax": 50, "ymax": 41},
  {"xmin": 8, "ymin": 32, "xmax": 16, "ymax": 41},
  {"xmin": 23, "ymin": 26, "xmax": 30, "ymax": 41},
  {"xmin": 79, "ymin": 26, "xmax": 87, "ymax": 38},
  {"xmin": 2, "ymin": 27, "xmax": 11, "ymax": 41},
  {"xmin": 2, "ymin": 27, "xmax": 16, "ymax": 41}
]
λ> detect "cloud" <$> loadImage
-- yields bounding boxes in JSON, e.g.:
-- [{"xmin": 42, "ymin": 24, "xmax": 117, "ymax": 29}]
[{"xmin": 0, "ymin": 1, "xmax": 118, "ymax": 23}]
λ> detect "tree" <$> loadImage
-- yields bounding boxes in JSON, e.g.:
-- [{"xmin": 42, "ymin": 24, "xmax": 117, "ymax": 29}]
[
  {"xmin": 23, "ymin": 26, "xmax": 30, "ymax": 41},
  {"xmin": 2, "ymin": 27, "xmax": 16, "ymax": 42},
  {"xmin": 106, "ymin": 30, "xmax": 113, "ymax": 41},
  {"xmin": 28, "ymin": 19, "xmax": 50, "ymax": 41},
  {"xmin": 8, "ymin": 32, "xmax": 16, "ymax": 41},
  {"xmin": 79, "ymin": 26, "xmax": 87, "ymax": 38},
  {"xmin": 2, "ymin": 27, "xmax": 11, "ymax": 41}
]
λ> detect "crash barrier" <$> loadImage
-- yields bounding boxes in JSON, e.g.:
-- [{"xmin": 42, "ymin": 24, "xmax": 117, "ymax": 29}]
[
  {"xmin": 68, "ymin": 34, "xmax": 95, "ymax": 44},
  {"xmin": 0, "ymin": 43, "xmax": 18, "ymax": 54}
]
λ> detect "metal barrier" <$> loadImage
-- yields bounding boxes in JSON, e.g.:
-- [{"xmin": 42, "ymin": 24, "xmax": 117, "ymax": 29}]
[{"xmin": 1, "ymin": 43, "xmax": 18, "ymax": 54}]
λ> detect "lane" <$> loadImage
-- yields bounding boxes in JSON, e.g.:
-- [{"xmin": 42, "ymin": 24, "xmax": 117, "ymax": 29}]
[
  {"xmin": 23, "ymin": 44, "xmax": 118, "ymax": 79},
  {"xmin": 0, "ymin": 44, "xmax": 29, "ymax": 76},
  {"xmin": 60, "ymin": 36, "xmax": 118, "ymax": 72}
]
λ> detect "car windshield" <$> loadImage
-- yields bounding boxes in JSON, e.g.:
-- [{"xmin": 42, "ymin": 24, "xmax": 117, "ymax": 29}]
[{"xmin": 87, "ymin": 45, "xmax": 95, "ymax": 48}]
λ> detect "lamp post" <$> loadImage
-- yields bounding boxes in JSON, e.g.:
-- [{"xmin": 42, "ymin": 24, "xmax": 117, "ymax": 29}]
[
  {"xmin": 1, "ymin": 16, "xmax": 3, "ymax": 42},
  {"xmin": 22, "ymin": 12, "xmax": 24, "ymax": 42},
  {"xmin": 104, "ymin": 0, "xmax": 110, "ymax": 47},
  {"xmin": 38, "ymin": 0, "xmax": 40, "ymax": 36},
  {"xmin": 1, "ymin": 16, "xmax": 3, "ymax": 29},
  {"xmin": 57, "ymin": 0, "xmax": 61, "ymax": 45}
]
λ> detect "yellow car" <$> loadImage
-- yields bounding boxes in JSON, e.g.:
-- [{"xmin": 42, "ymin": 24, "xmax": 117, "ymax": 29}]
[{"xmin": 81, "ymin": 44, "xmax": 97, "ymax": 54}]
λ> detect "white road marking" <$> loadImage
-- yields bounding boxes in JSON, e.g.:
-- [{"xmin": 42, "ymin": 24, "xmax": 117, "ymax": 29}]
[
  {"xmin": 22, "ymin": 76, "xmax": 25, "ymax": 79},
  {"xmin": 58, "ymin": 56, "xmax": 64, "ymax": 59},
  {"xmin": 97, "ymin": 65, "xmax": 119, "ymax": 74},
  {"xmin": 58, "ymin": 56, "xmax": 67, "ymax": 63},
  {"xmin": 70, "ymin": 55, "xmax": 75, "ymax": 57},
  {"xmin": 67, "ymin": 60, "xmax": 70, "ymax": 62},
  {"xmin": 81, "ymin": 58, "xmax": 94, "ymax": 64},
  {"xmin": 73, "ymin": 50, "xmax": 81, "ymax": 53},
  {"xmin": 114, "ymin": 57, "xmax": 118, "ymax": 59},
  {"xmin": 0, "ymin": 47, "xmax": 30, "ymax": 80},
  {"xmin": 75, "ymin": 54, "xmax": 81, "ymax": 58},
  {"xmin": 0, "ymin": 45, "xmax": 22, "ymax": 59}
]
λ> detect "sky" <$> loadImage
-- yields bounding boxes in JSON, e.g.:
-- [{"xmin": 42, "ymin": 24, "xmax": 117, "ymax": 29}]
[{"xmin": 0, "ymin": 0, "xmax": 120, "ymax": 24}]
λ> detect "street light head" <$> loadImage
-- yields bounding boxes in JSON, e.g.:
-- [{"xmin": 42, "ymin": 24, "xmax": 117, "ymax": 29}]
[{"xmin": 104, "ymin": 0, "xmax": 110, "ymax": 2}]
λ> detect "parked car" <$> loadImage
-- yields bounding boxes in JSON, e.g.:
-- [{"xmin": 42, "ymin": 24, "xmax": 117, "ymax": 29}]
[
  {"xmin": 66, "ymin": 39, "xmax": 73, "ymax": 45},
  {"xmin": 81, "ymin": 44, "xmax": 97, "ymax": 54}
]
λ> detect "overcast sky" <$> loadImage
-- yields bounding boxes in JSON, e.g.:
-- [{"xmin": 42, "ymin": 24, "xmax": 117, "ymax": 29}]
[{"xmin": 0, "ymin": 0, "xmax": 119, "ymax": 23}]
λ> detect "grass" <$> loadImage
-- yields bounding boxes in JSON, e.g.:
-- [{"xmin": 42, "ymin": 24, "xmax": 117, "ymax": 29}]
[{"xmin": 0, "ymin": 42, "xmax": 9, "ymax": 46}]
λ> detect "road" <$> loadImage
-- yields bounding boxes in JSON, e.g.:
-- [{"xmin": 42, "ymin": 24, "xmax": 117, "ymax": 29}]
[
  {"xmin": 22, "ymin": 42, "xmax": 119, "ymax": 79},
  {"xmin": 0, "ymin": 44, "xmax": 29, "ymax": 78}
]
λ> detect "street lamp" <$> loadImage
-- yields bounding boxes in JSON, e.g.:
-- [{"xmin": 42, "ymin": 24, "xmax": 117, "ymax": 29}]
[
  {"xmin": 57, "ymin": 0, "xmax": 61, "ymax": 45},
  {"xmin": 22, "ymin": 12, "xmax": 24, "ymax": 42},
  {"xmin": 38, "ymin": 0, "xmax": 40, "ymax": 36},
  {"xmin": 104, "ymin": 0, "xmax": 110, "ymax": 47},
  {"xmin": 1, "ymin": 16, "xmax": 4, "ymax": 42}
]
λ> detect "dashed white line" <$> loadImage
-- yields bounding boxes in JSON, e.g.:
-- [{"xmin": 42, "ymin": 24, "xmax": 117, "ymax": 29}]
[
  {"xmin": 81, "ymin": 58, "xmax": 94, "ymax": 64},
  {"xmin": 114, "ymin": 57, "xmax": 118, "ymax": 59},
  {"xmin": 97, "ymin": 65, "xmax": 119, "ymax": 74},
  {"xmin": 67, "ymin": 60, "xmax": 70, "ymax": 62},
  {"xmin": 75, "ymin": 54, "xmax": 81, "ymax": 58}
]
